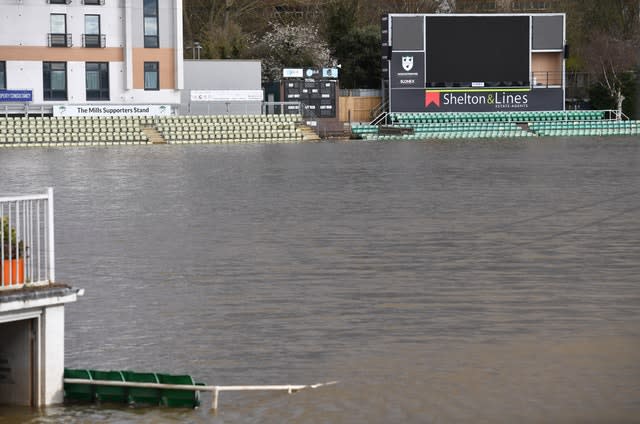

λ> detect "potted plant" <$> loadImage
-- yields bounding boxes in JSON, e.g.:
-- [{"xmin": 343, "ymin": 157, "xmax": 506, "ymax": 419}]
[{"xmin": 2, "ymin": 216, "xmax": 26, "ymax": 286}]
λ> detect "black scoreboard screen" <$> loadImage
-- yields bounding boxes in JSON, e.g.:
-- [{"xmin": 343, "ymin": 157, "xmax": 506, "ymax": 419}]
[{"xmin": 424, "ymin": 16, "xmax": 530, "ymax": 87}]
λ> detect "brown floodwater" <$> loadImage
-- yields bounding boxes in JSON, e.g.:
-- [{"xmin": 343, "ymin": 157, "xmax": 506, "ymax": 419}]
[{"xmin": 0, "ymin": 137, "xmax": 639, "ymax": 423}]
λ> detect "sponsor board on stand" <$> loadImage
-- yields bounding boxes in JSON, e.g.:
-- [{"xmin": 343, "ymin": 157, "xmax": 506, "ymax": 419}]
[
  {"xmin": 425, "ymin": 88, "xmax": 531, "ymax": 110},
  {"xmin": 390, "ymin": 88, "xmax": 564, "ymax": 112},
  {"xmin": 190, "ymin": 90, "xmax": 263, "ymax": 102},
  {"xmin": 53, "ymin": 104, "xmax": 172, "ymax": 117},
  {"xmin": 0, "ymin": 90, "xmax": 33, "ymax": 102},
  {"xmin": 283, "ymin": 68, "xmax": 304, "ymax": 78}
]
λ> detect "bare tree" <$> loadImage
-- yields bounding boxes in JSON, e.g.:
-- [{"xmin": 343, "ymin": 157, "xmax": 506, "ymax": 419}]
[
  {"xmin": 582, "ymin": 32, "xmax": 639, "ymax": 118},
  {"xmin": 248, "ymin": 23, "xmax": 336, "ymax": 81},
  {"xmin": 572, "ymin": 0, "xmax": 640, "ymax": 117}
]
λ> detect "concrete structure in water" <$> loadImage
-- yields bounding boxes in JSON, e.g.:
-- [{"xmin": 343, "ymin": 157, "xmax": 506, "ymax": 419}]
[
  {"xmin": 0, "ymin": 286, "xmax": 82, "ymax": 406},
  {"xmin": 0, "ymin": 0, "xmax": 184, "ymax": 114},
  {"xmin": 0, "ymin": 188, "xmax": 82, "ymax": 406}
]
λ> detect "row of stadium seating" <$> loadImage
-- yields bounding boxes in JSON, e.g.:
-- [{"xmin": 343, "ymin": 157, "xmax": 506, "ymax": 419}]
[
  {"xmin": 64, "ymin": 368, "xmax": 202, "ymax": 408},
  {"xmin": 0, "ymin": 116, "xmax": 155, "ymax": 127},
  {"xmin": 157, "ymin": 114, "xmax": 299, "ymax": 124},
  {"xmin": 352, "ymin": 121, "xmax": 532, "ymax": 140},
  {"xmin": 0, "ymin": 133, "xmax": 148, "ymax": 146},
  {"xmin": 530, "ymin": 120, "xmax": 640, "ymax": 136},
  {"xmin": 360, "ymin": 130, "xmax": 535, "ymax": 141},
  {"xmin": 389, "ymin": 110, "xmax": 606, "ymax": 124}
]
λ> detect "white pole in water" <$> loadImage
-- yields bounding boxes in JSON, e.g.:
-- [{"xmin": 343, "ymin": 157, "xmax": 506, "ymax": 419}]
[
  {"xmin": 209, "ymin": 382, "xmax": 338, "ymax": 410},
  {"xmin": 47, "ymin": 187, "xmax": 55, "ymax": 282}
]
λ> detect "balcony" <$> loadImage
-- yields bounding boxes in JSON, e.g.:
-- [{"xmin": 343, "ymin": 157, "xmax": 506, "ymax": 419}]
[
  {"xmin": 82, "ymin": 34, "xmax": 106, "ymax": 48},
  {"xmin": 532, "ymin": 71, "xmax": 563, "ymax": 88},
  {"xmin": 48, "ymin": 33, "xmax": 72, "ymax": 48},
  {"xmin": 0, "ymin": 188, "xmax": 56, "ymax": 290}
]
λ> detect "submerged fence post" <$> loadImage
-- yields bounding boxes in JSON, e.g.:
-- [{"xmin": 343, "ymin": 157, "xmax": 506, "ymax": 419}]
[{"xmin": 212, "ymin": 387, "xmax": 219, "ymax": 411}]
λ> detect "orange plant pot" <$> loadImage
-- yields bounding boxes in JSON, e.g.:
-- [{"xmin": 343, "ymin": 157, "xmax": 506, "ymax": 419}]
[{"xmin": 2, "ymin": 258, "xmax": 25, "ymax": 286}]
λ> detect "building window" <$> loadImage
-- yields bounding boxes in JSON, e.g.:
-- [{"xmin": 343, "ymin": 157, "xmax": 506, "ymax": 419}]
[
  {"xmin": 0, "ymin": 62, "xmax": 6, "ymax": 90},
  {"xmin": 144, "ymin": 0, "xmax": 159, "ymax": 48},
  {"xmin": 83, "ymin": 15, "xmax": 104, "ymax": 48},
  {"xmin": 49, "ymin": 0, "xmax": 71, "ymax": 4},
  {"xmin": 43, "ymin": 62, "xmax": 67, "ymax": 101},
  {"xmin": 49, "ymin": 14, "xmax": 71, "ymax": 47},
  {"xmin": 50, "ymin": 14, "xmax": 66, "ymax": 33},
  {"xmin": 83, "ymin": 0, "xmax": 105, "ymax": 4},
  {"xmin": 86, "ymin": 62, "xmax": 109, "ymax": 100},
  {"xmin": 144, "ymin": 62, "xmax": 159, "ymax": 90}
]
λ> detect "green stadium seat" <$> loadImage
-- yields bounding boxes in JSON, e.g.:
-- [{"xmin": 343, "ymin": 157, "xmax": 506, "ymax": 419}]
[
  {"xmin": 90, "ymin": 370, "xmax": 128, "ymax": 403},
  {"xmin": 63, "ymin": 368, "xmax": 94, "ymax": 402}
]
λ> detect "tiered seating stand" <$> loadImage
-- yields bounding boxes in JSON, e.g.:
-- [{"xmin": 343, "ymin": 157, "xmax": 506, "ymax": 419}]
[
  {"xmin": 353, "ymin": 110, "xmax": 640, "ymax": 141},
  {"xmin": 0, "ymin": 116, "xmax": 150, "ymax": 147},
  {"xmin": 0, "ymin": 114, "xmax": 305, "ymax": 147},
  {"xmin": 155, "ymin": 114, "xmax": 304, "ymax": 144}
]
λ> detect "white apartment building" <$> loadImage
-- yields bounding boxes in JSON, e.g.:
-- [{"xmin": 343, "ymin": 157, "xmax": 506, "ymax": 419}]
[{"xmin": 0, "ymin": 0, "xmax": 183, "ymax": 112}]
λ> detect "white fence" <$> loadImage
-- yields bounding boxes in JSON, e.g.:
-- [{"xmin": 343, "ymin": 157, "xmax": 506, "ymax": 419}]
[{"xmin": 0, "ymin": 187, "xmax": 55, "ymax": 290}]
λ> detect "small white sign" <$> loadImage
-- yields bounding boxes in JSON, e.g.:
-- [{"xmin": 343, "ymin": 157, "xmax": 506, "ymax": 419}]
[
  {"xmin": 322, "ymin": 68, "xmax": 339, "ymax": 78},
  {"xmin": 53, "ymin": 104, "xmax": 172, "ymax": 117},
  {"xmin": 472, "ymin": 82, "xmax": 485, "ymax": 87},
  {"xmin": 190, "ymin": 90, "xmax": 263, "ymax": 102},
  {"xmin": 283, "ymin": 68, "xmax": 304, "ymax": 78}
]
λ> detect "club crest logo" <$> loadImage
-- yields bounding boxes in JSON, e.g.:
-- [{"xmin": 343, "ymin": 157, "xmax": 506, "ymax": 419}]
[{"xmin": 402, "ymin": 56, "xmax": 414, "ymax": 72}]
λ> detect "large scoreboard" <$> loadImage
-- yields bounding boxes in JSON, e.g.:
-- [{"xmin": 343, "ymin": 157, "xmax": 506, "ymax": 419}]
[{"xmin": 383, "ymin": 14, "xmax": 566, "ymax": 113}]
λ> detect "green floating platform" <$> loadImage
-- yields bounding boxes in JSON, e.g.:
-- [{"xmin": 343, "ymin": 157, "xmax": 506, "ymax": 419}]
[{"xmin": 64, "ymin": 368, "xmax": 203, "ymax": 408}]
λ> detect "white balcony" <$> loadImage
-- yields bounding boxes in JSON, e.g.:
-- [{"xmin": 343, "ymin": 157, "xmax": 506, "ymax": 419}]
[{"xmin": 0, "ymin": 188, "xmax": 55, "ymax": 290}]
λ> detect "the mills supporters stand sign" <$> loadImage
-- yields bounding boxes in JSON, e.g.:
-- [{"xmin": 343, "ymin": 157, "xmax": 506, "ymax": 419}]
[{"xmin": 391, "ymin": 88, "xmax": 564, "ymax": 112}]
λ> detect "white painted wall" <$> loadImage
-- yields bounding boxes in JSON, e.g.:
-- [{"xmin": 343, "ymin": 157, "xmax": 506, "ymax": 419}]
[
  {"xmin": 41, "ymin": 305, "xmax": 65, "ymax": 405},
  {"xmin": 0, "ymin": 0, "xmax": 126, "ymax": 48},
  {"xmin": 6, "ymin": 61, "xmax": 41, "ymax": 98}
]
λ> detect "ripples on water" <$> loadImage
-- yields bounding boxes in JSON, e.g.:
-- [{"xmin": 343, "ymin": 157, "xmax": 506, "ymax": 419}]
[{"xmin": 1, "ymin": 138, "xmax": 639, "ymax": 423}]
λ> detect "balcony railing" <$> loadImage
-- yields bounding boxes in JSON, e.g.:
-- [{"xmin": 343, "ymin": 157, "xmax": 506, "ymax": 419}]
[
  {"xmin": 82, "ymin": 34, "xmax": 106, "ymax": 48},
  {"xmin": 48, "ymin": 33, "xmax": 72, "ymax": 48},
  {"xmin": 531, "ymin": 71, "xmax": 563, "ymax": 88},
  {"xmin": 0, "ymin": 188, "xmax": 55, "ymax": 290}
]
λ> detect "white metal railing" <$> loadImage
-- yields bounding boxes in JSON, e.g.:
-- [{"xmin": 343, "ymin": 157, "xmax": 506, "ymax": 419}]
[
  {"xmin": 62, "ymin": 378, "xmax": 338, "ymax": 411},
  {"xmin": 0, "ymin": 187, "xmax": 55, "ymax": 290}
]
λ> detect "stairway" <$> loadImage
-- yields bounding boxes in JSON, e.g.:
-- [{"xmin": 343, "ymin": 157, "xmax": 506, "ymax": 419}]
[
  {"xmin": 142, "ymin": 126, "xmax": 166, "ymax": 144},
  {"xmin": 298, "ymin": 124, "xmax": 321, "ymax": 141}
]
